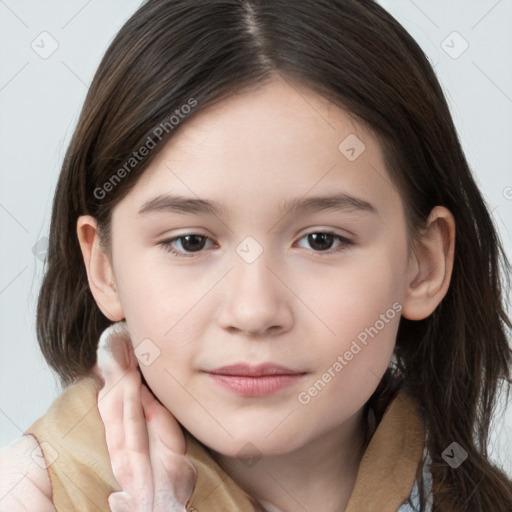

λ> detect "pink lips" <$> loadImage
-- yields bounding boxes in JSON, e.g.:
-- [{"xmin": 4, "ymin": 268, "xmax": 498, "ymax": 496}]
[{"xmin": 205, "ymin": 364, "xmax": 305, "ymax": 397}]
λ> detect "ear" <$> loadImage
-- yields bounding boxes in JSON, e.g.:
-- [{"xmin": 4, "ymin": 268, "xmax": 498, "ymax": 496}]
[
  {"xmin": 76, "ymin": 215, "xmax": 124, "ymax": 321},
  {"xmin": 402, "ymin": 206, "xmax": 455, "ymax": 321}
]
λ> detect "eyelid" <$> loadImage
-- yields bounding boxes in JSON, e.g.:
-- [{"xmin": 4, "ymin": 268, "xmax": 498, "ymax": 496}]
[{"xmin": 295, "ymin": 225, "xmax": 355, "ymax": 240}]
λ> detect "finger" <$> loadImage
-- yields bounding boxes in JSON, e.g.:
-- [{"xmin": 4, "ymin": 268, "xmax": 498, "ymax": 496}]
[
  {"xmin": 141, "ymin": 386, "xmax": 197, "ymax": 510},
  {"xmin": 98, "ymin": 367, "xmax": 154, "ymax": 508},
  {"xmin": 108, "ymin": 491, "xmax": 153, "ymax": 512},
  {"xmin": 107, "ymin": 491, "xmax": 131, "ymax": 512},
  {"xmin": 111, "ymin": 371, "xmax": 154, "ymax": 507},
  {"xmin": 96, "ymin": 323, "xmax": 154, "ymax": 511},
  {"xmin": 122, "ymin": 371, "xmax": 149, "ymax": 453},
  {"xmin": 140, "ymin": 385, "xmax": 186, "ymax": 454},
  {"xmin": 98, "ymin": 369, "xmax": 126, "ymax": 453},
  {"xmin": 97, "ymin": 322, "xmax": 137, "ymax": 452}
]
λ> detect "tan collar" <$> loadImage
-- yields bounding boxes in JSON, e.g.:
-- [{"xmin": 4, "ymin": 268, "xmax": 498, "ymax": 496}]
[{"xmin": 345, "ymin": 390, "xmax": 425, "ymax": 511}]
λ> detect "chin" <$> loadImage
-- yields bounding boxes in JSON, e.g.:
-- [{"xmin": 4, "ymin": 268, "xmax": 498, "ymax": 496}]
[{"xmin": 186, "ymin": 423, "xmax": 308, "ymax": 460}]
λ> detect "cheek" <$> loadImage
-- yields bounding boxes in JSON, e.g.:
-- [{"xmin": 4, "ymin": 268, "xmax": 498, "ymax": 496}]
[
  {"xmin": 295, "ymin": 281, "xmax": 402, "ymax": 424},
  {"xmin": 115, "ymin": 250, "xmax": 217, "ymax": 337},
  {"xmin": 128, "ymin": 322, "xmax": 200, "ymax": 423},
  {"xmin": 113, "ymin": 257, "xmax": 209, "ymax": 399},
  {"xmin": 299, "ymin": 243, "xmax": 406, "ymax": 393},
  {"xmin": 307, "ymin": 245, "xmax": 406, "ymax": 342}
]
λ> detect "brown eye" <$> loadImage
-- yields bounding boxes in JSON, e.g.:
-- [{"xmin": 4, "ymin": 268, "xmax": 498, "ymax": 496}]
[
  {"xmin": 307, "ymin": 233, "xmax": 335, "ymax": 251},
  {"xmin": 296, "ymin": 231, "xmax": 353, "ymax": 255},
  {"xmin": 159, "ymin": 234, "xmax": 213, "ymax": 257},
  {"xmin": 178, "ymin": 234, "xmax": 207, "ymax": 252}
]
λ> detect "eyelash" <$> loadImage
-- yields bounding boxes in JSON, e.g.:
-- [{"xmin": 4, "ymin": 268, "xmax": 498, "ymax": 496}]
[{"xmin": 158, "ymin": 231, "xmax": 353, "ymax": 258}]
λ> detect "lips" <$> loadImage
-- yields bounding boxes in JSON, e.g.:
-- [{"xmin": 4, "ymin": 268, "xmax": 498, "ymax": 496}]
[
  {"xmin": 205, "ymin": 363, "xmax": 306, "ymax": 397},
  {"xmin": 207, "ymin": 363, "xmax": 301, "ymax": 377}
]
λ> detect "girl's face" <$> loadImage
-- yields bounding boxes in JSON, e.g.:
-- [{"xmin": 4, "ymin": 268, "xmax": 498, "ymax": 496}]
[{"xmin": 108, "ymin": 77, "xmax": 413, "ymax": 458}]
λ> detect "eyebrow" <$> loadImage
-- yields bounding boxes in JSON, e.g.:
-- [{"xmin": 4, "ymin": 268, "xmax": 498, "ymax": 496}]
[{"xmin": 137, "ymin": 192, "xmax": 377, "ymax": 218}]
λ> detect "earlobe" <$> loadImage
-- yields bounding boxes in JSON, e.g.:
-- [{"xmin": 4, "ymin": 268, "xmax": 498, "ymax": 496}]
[
  {"xmin": 76, "ymin": 215, "xmax": 124, "ymax": 321},
  {"xmin": 401, "ymin": 206, "xmax": 455, "ymax": 321}
]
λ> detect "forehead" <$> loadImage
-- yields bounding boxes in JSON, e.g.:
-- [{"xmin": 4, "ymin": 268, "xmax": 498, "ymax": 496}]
[
  {"xmin": 155, "ymin": 78, "xmax": 365, "ymax": 166},
  {"xmin": 116, "ymin": 77, "xmax": 401, "ymax": 221}
]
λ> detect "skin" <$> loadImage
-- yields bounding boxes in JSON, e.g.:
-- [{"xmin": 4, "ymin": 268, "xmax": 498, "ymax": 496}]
[
  {"xmin": 75, "ymin": 75, "xmax": 455, "ymax": 511},
  {"xmin": 95, "ymin": 326, "xmax": 198, "ymax": 511}
]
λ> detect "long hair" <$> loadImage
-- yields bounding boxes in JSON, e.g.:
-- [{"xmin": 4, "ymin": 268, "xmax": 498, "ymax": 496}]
[{"xmin": 36, "ymin": 0, "xmax": 512, "ymax": 509}]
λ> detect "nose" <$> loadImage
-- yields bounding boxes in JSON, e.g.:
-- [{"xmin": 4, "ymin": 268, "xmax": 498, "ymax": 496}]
[{"xmin": 217, "ymin": 248, "xmax": 293, "ymax": 338}]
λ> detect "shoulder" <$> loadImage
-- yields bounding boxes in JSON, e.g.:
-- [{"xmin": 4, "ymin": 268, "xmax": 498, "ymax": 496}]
[{"xmin": 0, "ymin": 434, "xmax": 56, "ymax": 512}]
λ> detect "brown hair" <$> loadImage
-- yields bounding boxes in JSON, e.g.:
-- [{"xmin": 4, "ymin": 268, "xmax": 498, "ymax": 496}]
[{"xmin": 36, "ymin": 0, "xmax": 512, "ymax": 509}]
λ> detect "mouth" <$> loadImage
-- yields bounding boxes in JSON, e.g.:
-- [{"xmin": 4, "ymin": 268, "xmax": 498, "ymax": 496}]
[
  {"xmin": 205, "ymin": 363, "xmax": 306, "ymax": 397},
  {"xmin": 208, "ymin": 363, "xmax": 302, "ymax": 377}
]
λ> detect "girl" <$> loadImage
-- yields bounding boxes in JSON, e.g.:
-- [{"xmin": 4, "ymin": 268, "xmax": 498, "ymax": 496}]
[{"xmin": 1, "ymin": 0, "xmax": 511, "ymax": 510}]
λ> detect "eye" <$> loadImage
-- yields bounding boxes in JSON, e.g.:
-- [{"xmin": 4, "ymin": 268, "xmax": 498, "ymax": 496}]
[
  {"xmin": 296, "ymin": 231, "xmax": 353, "ymax": 255},
  {"xmin": 158, "ymin": 234, "xmax": 215, "ymax": 257},
  {"xmin": 158, "ymin": 230, "xmax": 353, "ymax": 258}
]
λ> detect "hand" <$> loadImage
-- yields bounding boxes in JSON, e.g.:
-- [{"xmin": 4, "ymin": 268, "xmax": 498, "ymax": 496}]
[{"xmin": 93, "ymin": 322, "xmax": 197, "ymax": 511}]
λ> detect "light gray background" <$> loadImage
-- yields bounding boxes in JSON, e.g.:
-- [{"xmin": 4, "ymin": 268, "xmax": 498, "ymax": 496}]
[{"xmin": 1, "ymin": 0, "xmax": 511, "ymax": 477}]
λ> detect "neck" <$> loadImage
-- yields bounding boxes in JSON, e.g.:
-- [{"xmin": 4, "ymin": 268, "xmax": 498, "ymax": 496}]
[{"xmin": 211, "ymin": 407, "xmax": 367, "ymax": 512}]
